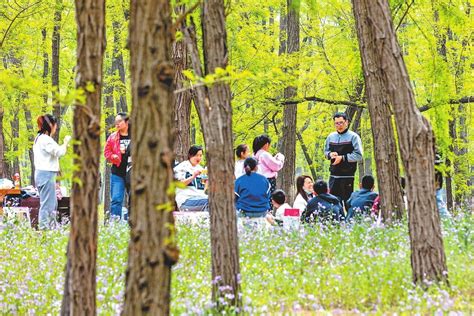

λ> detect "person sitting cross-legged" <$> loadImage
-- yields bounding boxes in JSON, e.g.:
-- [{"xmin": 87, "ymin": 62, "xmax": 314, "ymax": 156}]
[
  {"xmin": 235, "ymin": 157, "xmax": 274, "ymax": 226},
  {"xmin": 302, "ymin": 180, "xmax": 344, "ymax": 224},
  {"xmin": 346, "ymin": 175, "xmax": 379, "ymax": 220}
]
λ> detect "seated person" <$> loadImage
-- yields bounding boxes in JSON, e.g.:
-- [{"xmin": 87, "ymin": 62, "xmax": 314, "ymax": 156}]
[
  {"xmin": 235, "ymin": 157, "xmax": 272, "ymax": 220},
  {"xmin": 272, "ymin": 189, "xmax": 292, "ymax": 224},
  {"xmin": 302, "ymin": 180, "xmax": 344, "ymax": 223},
  {"xmin": 371, "ymin": 176, "xmax": 406, "ymax": 216},
  {"xmin": 174, "ymin": 145, "xmax": 208, "ymax": 212},
  {"xmin": 293, "ymin": 175, "xmax": 314, "ymax": 215},
  {"xmin": 346, "ymin": 175, "xmax": 379, "ymax": 220}
]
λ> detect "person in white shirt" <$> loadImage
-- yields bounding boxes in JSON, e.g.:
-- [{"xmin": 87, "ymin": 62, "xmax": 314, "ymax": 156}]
[
  {"xmin": 234, "ymin": 143, "xmax": 250, "ymax": 179},
  {"xmin": 174, "ymin": 145, "xmax": 208, "ymax": 212},
  {"xmin": 293, "ymin": 175, "xmax": 314, "ymax": 215},
  {"xmin": 33, "ymin": 114, "xmax": 70, "ymax": 230}
]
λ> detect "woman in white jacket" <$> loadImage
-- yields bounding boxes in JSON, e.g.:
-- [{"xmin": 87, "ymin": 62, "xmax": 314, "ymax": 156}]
[
  {"xmin": 293, "ymin": 175, "xmax": 314, "ymax": 215},
  {"xmin": 33, "ymin": 114, "xmax": 70, "ymax": 229}
]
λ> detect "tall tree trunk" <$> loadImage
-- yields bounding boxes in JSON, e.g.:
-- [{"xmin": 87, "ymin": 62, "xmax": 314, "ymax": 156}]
[
  {"xmin": 0, "ymin": 105, "xmax": 5, "ymax": 178},
  {"xmin": 22, "ymin": 99, "xmax": 36, "ymax": 186},
  {"xmin": 10, "ymin": 107, "xmax": 20, "ymax": 175},
  {"xmin": 278, "ymin": 0, "xmax": 300, "ymax": 203},
  {"xmin": 111, "ymin": 19, "xmax": 128, "ymax": 113},
  {"xmin": 352, "ymin": 0, "xmax": 448, "ymax": 286},
  {"xmin": 185, "ymin": 3, "xmax": 241, "ymax": 307},
  {"xmin": 51, "ymin": 0, "xmax": 62, "ymax": 142},
  {"xmin": 201, "ymin": 1, "xmax": 241, "ymax": 306},
  {"xmin": 122, "ymin": 0, "xmax": 178, "ymax": 314},
  {"xmin": 173, "ymin": 5, "xmax": 192, "ymax": 163},
  {"xmin": 60, "ymin": 0, "xmax": 105, "ymax": 314},
  {"xmin": 42, "ymin": 28, "xmax": 49, "ymax": 109},
  {"xmin": 354, "ymin": 18, "xmax": 404, "ymax": 221},
  {"xmin": 103, "ymin": 62, "xmax": 115, "ymax": 224}
]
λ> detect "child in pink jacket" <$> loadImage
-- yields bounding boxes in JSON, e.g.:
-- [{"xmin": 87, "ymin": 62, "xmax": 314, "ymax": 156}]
[{"xmin": 253, "ymin": 135, "xmax": 285, "ymax": 193}]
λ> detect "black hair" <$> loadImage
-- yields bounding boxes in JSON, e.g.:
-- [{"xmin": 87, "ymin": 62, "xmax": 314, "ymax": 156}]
[
  {"xmin": 243, "ymin": 157, "xmax": 258, "ymax": 176},
  {"xmin": 296, "ymin": 175, "xmax": 313, "ymax": 202},
  {"xmin": 188, "ymin": 145, "xmax": 203, "ymax": 160},
  {"xmin": 271, "ymin": 189, "xmax": 286, "ymax": 205},
  {"xmin": 37, "ymin": 114, "xmax": 58, "ymax": 135},
  {"xmin": 333, "ymin": 112, "xmax": 348, "ymax": 121},
  {"xmin": 361, "ymin": 175, "xmax": 375, "ymax": 190},
  {"xmin": 252, "ymin": 135, "xmax": 271, "ymax": 154},
  {"xmin": 235, "ymin": 144, "xmax": 249, "ymax": 159},
  {"xmin": 116, "ymin": 112, "xmax": 129, "ymax": 122},
  {"xmin": 313, "ymin": 180, "xmax": 328, "ymax": 195}
]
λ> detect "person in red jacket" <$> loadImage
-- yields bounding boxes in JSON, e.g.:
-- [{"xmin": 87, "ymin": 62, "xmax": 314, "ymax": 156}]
[{"xmin": 104, "ymin": 112, "xmax": 130, "ymax": 220}]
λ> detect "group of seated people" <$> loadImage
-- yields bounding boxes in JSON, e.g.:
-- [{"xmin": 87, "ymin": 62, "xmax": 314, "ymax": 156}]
[{"xmin": 173, "ymin": 144, "xmax": 380, "ymax": 226}]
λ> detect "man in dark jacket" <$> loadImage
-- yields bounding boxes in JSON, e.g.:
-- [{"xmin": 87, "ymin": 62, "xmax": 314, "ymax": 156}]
[
  {"xmin": 324, "ymin": 112, "xmax": 363, "ymax": 207},
  {"xmin": 346, "ymin": 175, "xmax": 378, "ymax": 220},
  {"xmin": 302, "ymin": 180, "xmax": 344, "ymax": 223}
]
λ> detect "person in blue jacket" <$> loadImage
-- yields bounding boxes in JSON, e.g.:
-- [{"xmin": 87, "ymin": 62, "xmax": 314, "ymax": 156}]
[
  {"xmin": 234, "ymin": 157, "xmax": 271, "ymax": 218},
  {"xmin": 302, "ymin": 180, "xmax": 344, "ymax": 224},
  {"xmin": 346, "ymin": 175, "xmax": 379, "ymax": 220}
]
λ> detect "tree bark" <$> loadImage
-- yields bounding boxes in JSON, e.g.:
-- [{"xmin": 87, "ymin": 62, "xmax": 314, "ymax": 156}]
[
  {"xmin": 122, "ymin": 0, "xmax": 178, "ymax": 314},
  {"xmin": 352, "ymin": 0, "xmax": 448, "ymax": 286},
  {"xmin": 185, "ymin": 3, "xmax": 241, "ymax": 307},
  {"xmin": 173, "ymin": 5, "xmax": 192, "ymax": 163},
  {"xmin": 103, "ymin": 62, "xmax": 115, "ymax": 224},
  {"xmin": 22, "ymin": 98, "xmax": 36, "ymax": 186},
  {"xmin": 111, "ymin": 19, "xmax": 128, "ymax": 113},
  {"xmin": 60, "ymin": 0, "xmax": 105, "ymax": 314},
  {"xmin": 353, "ymin": 13, "xmax": 404, "ymax": 221},
  {"xmin": 0, "ymin": 105, "xmax": 5, "ymax": 178},
  {"xmin": 277, "ymin": 0, "xmax": 300, "ymax": 203},
  {"xmin": 51, "ymin": 0, "xmax": 62, "ymax": 142},
  {"xmin": 10, "ymin": 107, "xmax": 20, "ymax": 176},
  {"xmin": 42, "ymin": 28, "xmax": 49, "ymax": 109}
]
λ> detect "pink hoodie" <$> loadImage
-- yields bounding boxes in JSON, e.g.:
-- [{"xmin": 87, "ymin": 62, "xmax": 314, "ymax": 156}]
[{"xmin": 255, "ymin": 149, "xmax": 285, "ymax": 178}]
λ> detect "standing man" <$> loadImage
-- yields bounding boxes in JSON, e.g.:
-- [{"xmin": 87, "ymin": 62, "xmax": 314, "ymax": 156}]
[
  {"xmin": 104, "ymin": 112, "xmax": 130, "ymax": 220},
  {"xmin": 324, "ymin": 112, "xmax": 363, "ymax": 207}
]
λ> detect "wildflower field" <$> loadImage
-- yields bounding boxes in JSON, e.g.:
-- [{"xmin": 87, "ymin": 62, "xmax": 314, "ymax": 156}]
[{"xmin": 1, "ymin": 215, "xmax": 473, "ymax": 314}]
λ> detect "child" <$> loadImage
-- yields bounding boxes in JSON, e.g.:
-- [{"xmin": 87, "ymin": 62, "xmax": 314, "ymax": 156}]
[
  {"xmin": 271, "ymin": 189, "xmax": 292, "ymax": 224},
  {"xmin": 234, "ymin": 144, "xmax": 251, "ymax": 179},
  {"xmin": 253, "ymin": 135, "xmax": 285, "ymax": 194},
  {"xmin": 346, "ymin": 175, "xmax": 378, "ymax": 220}
]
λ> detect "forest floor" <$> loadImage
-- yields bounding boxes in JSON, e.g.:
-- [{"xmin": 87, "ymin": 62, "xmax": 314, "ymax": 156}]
[{"xmin": 1, "ymin": 213, "xmax": 473, "ymax": 314}]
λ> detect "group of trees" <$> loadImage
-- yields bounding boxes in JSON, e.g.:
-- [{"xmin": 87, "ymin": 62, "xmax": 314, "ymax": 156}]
[{"xmin": 1, "ymin": 0, "xmax": 472, "ymax": 313}]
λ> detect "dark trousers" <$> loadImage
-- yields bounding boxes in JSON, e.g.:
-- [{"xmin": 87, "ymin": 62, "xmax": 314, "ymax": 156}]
[{"xmin": 329, "ymin": 176, "xmax": 354, "ymax": 207}]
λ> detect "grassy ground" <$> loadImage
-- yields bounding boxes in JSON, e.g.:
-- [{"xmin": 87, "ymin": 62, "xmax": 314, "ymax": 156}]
[{"xmin": 0, "ymin": 214, "xmax": 472, "ymax": 314}]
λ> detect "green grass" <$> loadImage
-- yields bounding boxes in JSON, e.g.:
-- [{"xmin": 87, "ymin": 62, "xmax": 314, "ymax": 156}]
[{"xmin": 1, "ymin": 214, "xmax": 472, "ymax": 314}]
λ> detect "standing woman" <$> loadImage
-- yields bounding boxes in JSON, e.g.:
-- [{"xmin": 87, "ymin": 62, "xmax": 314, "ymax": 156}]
[
  {"xmin": 253, "ymin": 135, "xmax": 285, "ymax": 194},
  {"xmin": 104, "ymin": 112, "xmax": 131, "ymax": 219},
  {"xmin": 33, "ymin": 114, "xmax": 70, "ymax": 230},
  {"xmin": 293, "ymin": 175, "xmax": 314, "ymax": 215}
]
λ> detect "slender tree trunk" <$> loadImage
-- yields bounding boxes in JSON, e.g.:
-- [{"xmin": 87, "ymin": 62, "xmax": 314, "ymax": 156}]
[
  {"xmin": 352, "ymin": 0, "xmax": 448, "ymax": 286},
  {"xmin": 185, "ymin": 3, "xmax": 241, "ymax": 307},
  {"xmin": 103, "ymin": 62, "xmax": 115, "ymax": 224},
  {"xmin": 0, "ymin": 105, "xmax": 5, "ymax": 178},
  {"xmin": 278, "ymin": 0, "xmax": 300, "ymax": 203},
  {"xmin": 296, "ymin": 130, "xmax": 317, "ymax": 180},
  {"xmin": 122, "ymin": 0, "xmax": 178, "ymax": 313},
  {"xmin": 201, "ymin": 1, "xmax": 241, "ymax": 306},
  {"xmin": 354, "ymin": 17, "xmax": 404, "ymax": 220},
  {"xmin": 111, "ymin": 19, "xmax": 128, "ymax": 113},
  {"xmin": 173, "ymin": 5, "xmax": 192, "ymax": 163},
  {"xmin": 10, "ymin": 108, "xmax": 20, "ymax": 175},
  {"xmin": 60, "ymin": 0, "xmax": 105, "ymax": 314},
  {"xmin": 42, "ymin": 28, "xmax": 49, "ymax": 109},
  {"xmin": 22, "ymin": 99, "xmax": 36, "ymax": 186},
  {"xmin": 51, "ymin": 0, "xmax": 62, "ymax": 142}
]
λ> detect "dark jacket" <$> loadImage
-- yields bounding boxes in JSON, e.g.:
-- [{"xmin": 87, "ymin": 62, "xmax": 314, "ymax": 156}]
[
  {"xmin": 346, "ymin": 189, "xmax": 378, "ymax": 220},
  {"xmin": 302, "ymin": 193, "xmax": 344, "ymax": 223},
  {"xmin": 324, "ymin": 129, "xmax": 363, "ymax": 177}
]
